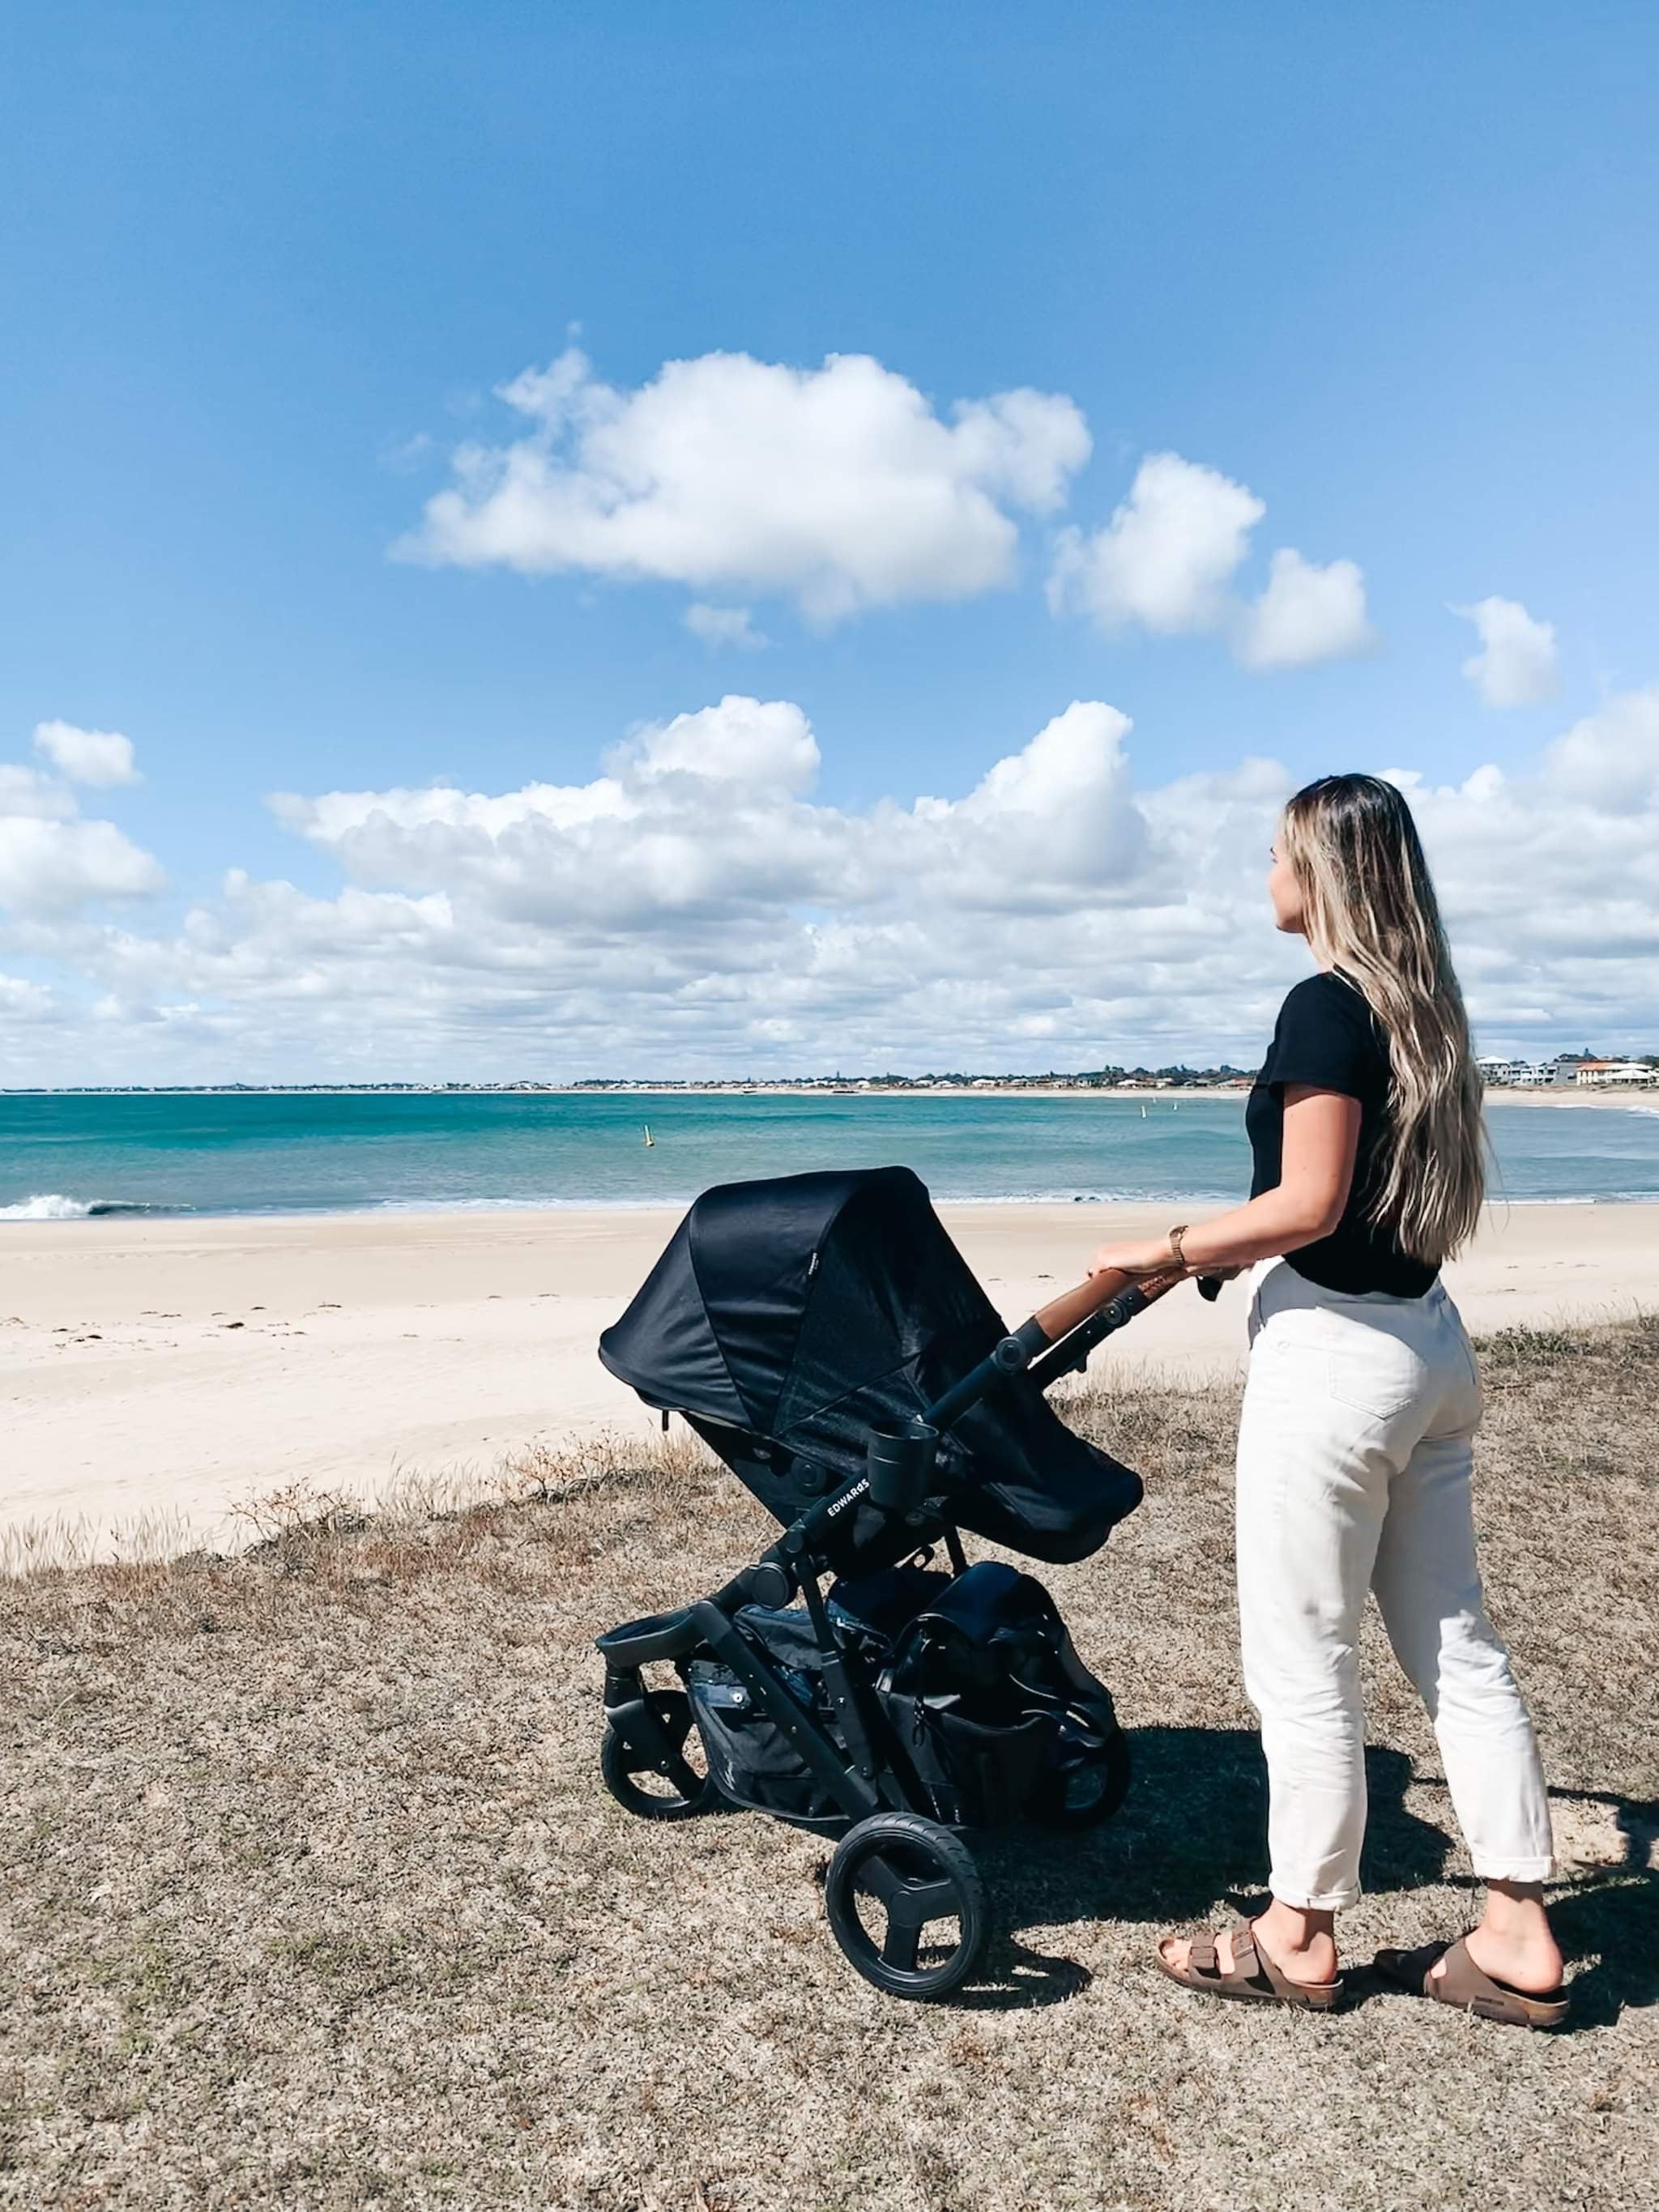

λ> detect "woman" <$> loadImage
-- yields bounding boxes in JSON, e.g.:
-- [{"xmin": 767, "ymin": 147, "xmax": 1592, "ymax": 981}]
[{"xmin": 1088, "ymin": 773, "xmax": 1567, "ymax": 2028}]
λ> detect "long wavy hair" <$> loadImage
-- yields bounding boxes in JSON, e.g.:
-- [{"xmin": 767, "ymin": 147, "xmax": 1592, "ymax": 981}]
[{"xmin": 1279, "ymin": 773, "xmax": 1486, "ymax": 1264}]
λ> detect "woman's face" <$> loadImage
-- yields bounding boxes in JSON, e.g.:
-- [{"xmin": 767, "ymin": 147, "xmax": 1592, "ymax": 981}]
[{"xmin": 1268, "ymin": 832, "xmax": 1307, "ymax": 936}]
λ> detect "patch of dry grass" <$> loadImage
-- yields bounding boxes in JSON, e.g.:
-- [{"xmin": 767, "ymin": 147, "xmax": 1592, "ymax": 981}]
[{"xmin": 1, "ymin": 1323, "xmax": 1655, "ymax": 2210}]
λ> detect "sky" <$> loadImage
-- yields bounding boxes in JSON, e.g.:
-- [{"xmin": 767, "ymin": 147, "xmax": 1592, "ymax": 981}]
[{"xmin": 2, "ymin": 2, "xmax": 1657, "ymax": 1083}]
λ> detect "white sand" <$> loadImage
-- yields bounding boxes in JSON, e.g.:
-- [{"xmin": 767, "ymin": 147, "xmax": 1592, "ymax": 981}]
[{"xmin": 3, "ymin": 1200, "xmax": 1655, "ymax": 1560}]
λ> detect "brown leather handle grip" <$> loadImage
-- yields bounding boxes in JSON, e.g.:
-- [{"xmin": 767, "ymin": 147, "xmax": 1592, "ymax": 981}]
[{"xmin": 1031, "ymin": 1266, "xmax": 1187, "ymax": 1343}]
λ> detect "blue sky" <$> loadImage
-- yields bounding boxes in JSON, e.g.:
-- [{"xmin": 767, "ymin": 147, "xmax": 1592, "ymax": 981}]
[{"xmin": 2, "ymin": 4, "xmax": 1657, "ymax": 1080}]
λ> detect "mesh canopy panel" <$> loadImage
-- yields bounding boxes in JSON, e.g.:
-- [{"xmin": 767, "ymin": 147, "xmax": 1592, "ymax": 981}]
[{"xmin": 598, "ymin": 1166, "xmax": 1141, "ymax": 1564}]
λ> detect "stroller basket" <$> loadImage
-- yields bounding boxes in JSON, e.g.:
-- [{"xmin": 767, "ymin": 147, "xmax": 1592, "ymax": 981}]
[{"xmin": 595, "ymin": 1166, "xmax": 1192, "ymax": 2001}]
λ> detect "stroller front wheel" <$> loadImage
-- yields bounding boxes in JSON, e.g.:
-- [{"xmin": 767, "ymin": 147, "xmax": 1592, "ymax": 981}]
[
  {"xmin": 825, "ymin": 1813, "xmax": 987, "ymax": 2001},
  {"xmin": 600, "ymin": 1690, "xmax": 717, "ymax": 1822}
]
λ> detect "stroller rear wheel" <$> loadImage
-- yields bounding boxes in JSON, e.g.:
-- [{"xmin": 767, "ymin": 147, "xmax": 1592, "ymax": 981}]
[
  {"xmin": 600, "ymin": 1690, "xmax": 717, "ymax": 1821},
  {"xmin": 1035, "ymin": 1724, "xmax": 1132, "ymax": 1831},
  {"xmin": 825, "ymin": 1812, "xmax": 987, "ymax": 2000}
]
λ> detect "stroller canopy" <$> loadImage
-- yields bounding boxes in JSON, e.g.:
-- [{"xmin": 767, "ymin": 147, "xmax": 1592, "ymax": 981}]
[{"xmin": 599, "ymin": 1166, "xmax": 1141, "ymax": 1563}]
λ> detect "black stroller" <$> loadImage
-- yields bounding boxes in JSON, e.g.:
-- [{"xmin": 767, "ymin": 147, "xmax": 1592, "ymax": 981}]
[{"xmin": 595, "ymin": 1165, "xmax": 1186, "ymax": 2000}]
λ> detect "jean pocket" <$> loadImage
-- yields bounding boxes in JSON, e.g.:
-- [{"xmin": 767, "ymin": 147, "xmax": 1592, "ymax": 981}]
[
  {"xmin": 1323, "ymin": 1332, "xmax": 1424, "ymax": 1426},
  {"xmin": 1448, "ymin": 1323, "xmax": 1484, "ymax": 1423}
]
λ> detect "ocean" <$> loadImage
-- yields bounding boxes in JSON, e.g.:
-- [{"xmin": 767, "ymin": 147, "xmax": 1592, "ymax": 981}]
[{"xmin": 2, "ymin": 1090, "xmax": 1657, "ymax": 1221}]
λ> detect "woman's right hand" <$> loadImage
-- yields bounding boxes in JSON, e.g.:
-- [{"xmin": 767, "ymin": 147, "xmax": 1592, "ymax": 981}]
[{"xmin": 1088, "ymin": 1235, "xmax": 1183, "ymax": 1279}]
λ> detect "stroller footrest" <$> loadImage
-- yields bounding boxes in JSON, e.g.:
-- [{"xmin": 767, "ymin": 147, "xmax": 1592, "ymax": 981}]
[{"xmin": 596, "ymin": 1605, "xmax": 702, "ymax": 1666}]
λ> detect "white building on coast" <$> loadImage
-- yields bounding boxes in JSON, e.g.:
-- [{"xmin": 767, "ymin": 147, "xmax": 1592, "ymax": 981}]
[{"xmin": 1477, "ymin": 1053, "xmax": 1657, "ymax": 1089}]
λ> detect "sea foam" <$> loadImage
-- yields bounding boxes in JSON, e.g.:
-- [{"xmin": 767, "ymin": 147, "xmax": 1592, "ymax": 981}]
[{"xmin": 0, "ymin": 1194, "xmax": 180, "ymax": 1221}]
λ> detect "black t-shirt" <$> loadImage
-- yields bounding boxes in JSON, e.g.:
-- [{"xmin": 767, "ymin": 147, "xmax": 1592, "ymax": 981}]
[{"xmin": 1246, "ymin": 970, "xmax": 1437, "ymax": 1298}]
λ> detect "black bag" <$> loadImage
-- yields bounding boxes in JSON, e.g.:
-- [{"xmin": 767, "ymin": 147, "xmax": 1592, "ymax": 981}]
[
  {"xmin": 684, "ymin": 1604, "xmax": 844, "ymax": 1818},
  {"xmin": 686, "ymin": 1569, "xmax": 967, "ymax": 1817},
  {"xmin": 878, "ymin": 1562, "xmax": 1075, "ymax": 1825}
]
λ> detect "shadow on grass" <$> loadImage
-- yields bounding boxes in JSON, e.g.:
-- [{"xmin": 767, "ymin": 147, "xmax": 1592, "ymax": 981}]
[
  {"xmin": 983, "ymin": 1726, "xmax": 1446, "ymax": 1918},
  {"xmin": 964, "ymin": 1732, "xmax": 1658, "ymax": 2026},
  {"xmin": 1539, "ymin": 1788, "xmax": 1658, "ymax": 2030}
]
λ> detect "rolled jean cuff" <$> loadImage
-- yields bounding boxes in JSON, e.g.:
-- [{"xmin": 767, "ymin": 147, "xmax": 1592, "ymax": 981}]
[
  {"xmin": 1270, "ymin": 1882, "xmax": 1360, "ymax": 1912},
  {"xmin": 1470, "ymin": 1855, "xmax": 1555, "ymax": 1883}
]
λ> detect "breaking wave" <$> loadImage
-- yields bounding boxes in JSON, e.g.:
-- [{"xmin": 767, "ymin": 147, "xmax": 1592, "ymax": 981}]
[{"xmin": 0, "ymin": 1194, "xmax": 187, "ymax": 1221}]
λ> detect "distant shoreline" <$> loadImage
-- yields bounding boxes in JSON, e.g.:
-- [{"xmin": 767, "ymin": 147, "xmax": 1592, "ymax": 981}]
[{"xmin": 2, "ymin": 1083, "xmax": 1653, "ymax": 1109}]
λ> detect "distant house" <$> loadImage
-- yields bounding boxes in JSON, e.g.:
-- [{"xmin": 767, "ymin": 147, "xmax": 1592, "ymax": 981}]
[
  {"xmin": 1576, "ymin": 1059, "xmax": 1658, "ymax": 1088},
  {"xmin": 1477, "ymin": 1055, "xmax": 1555, "ymax": 1087}
]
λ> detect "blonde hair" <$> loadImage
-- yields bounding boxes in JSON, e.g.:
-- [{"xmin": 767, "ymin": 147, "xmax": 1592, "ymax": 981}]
[{"xmin": 1280, "ymin": 774, "xmax": 1486, "ymax": 1264}]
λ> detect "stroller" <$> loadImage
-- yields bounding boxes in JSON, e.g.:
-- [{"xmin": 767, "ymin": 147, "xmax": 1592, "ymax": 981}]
[{"xmin": 595, "ymin": 1165, "xmax": 1189, "ymax": 2000}]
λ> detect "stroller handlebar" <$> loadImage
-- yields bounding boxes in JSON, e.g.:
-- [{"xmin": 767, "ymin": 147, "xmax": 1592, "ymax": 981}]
[
  {"xmin": 764, "ymin": 1265, "xmax": 1234, "ymax": 1571},
  {"xmin": 1030, "ymin": 1263, "xmax": 1185, "ymax": 1345},
  {"xmin": 918, "ymin": 1264, "xmax": 1205, "ymax": 1440}
]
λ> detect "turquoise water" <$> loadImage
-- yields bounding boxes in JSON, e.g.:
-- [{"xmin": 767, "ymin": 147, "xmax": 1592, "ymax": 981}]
[{"xmin": 2, "ymin": 1091, "xmax": 1657, "ymax": 1220}]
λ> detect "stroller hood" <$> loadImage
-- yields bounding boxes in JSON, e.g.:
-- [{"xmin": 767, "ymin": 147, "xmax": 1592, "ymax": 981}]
[{"xmin": 598, "ymin": 1166, "xmax": 1141, "ymax": 1563}]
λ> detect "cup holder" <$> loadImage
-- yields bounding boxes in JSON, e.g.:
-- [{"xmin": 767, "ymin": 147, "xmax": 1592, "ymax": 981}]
[{"xmin": 865, "ymin": 1420, "xmax": 939, "ymax": 1513}]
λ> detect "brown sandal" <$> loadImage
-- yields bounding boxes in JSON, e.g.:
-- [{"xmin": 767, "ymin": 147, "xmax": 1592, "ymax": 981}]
[
  {"xmin": 1155, "ymin": 1919, "xmax": 1344, "ymax": 2012},
  {"xmin": 1373, "ymin": 1937, "xmax": 1569, "ymax": 2031}
]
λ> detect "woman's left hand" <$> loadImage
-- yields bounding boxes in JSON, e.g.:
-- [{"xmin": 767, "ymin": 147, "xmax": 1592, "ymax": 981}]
[{"xmin": 1089, "ymin": 1235, "xmax": 1181, "ymax": 1280}]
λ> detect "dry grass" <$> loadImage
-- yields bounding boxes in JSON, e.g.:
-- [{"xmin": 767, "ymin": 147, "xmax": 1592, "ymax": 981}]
[{"xmin": 2, "ymin": 1321, "xmax": 1656, "ymax": 2210}]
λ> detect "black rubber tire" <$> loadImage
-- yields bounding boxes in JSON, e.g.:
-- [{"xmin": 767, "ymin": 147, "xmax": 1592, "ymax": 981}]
[
  {"xmin": 825, "ymin": 1812, "xmax": 987, "ymax": 2000},
  {"xmin": 1035, "ymin": 1724, "xmax": 1132, "ymax": 1831},
  {"xmin": 600, "ymin": 1690, "xmax": 717, "ymax": 1822}
]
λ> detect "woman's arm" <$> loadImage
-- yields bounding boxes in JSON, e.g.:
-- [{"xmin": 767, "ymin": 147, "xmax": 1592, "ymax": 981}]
[{"xmin": 1087, "ymin": 1085, "xmax": 1362, "ymax": 1279}]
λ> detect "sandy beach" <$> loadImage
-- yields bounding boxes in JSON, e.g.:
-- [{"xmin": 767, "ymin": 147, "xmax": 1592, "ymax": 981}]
[{"xmin": 4, "ymin": 1198, "xmax": 1655, "ymax": 1560}]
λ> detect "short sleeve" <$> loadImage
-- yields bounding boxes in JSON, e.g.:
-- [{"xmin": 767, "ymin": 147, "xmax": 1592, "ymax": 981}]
[{"xmin": 1267, "ymin": 976, "xmax": 1376, "ymax": 1102}]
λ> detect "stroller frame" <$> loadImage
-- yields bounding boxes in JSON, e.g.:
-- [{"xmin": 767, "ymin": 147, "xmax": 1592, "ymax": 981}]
[{"xmin": 597, "ymin": 1268, "xmax": 1179, "ymax": 1999}]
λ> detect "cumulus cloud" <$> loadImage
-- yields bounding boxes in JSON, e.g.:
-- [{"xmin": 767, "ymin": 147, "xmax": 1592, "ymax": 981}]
[
  {"xmin": 0, "ymin": 732, "xmax": 164, "ymax": 918},
  {"xmin": 270, "ymin": 695, "xmax": 1146, "ymax": 931},
  {"xmin": 0, "ymin": 972, "xmax": 53, "ymax": 1020},
  {"xmin": 1050, "ymin": 452, "xmax": 1375, "ymax": 671},
  {"xmin": 9, "ymin": 682, "xmax": 1659, "ymax": 1085},
  {"xmin": 1545, "ymin": 684, "xmax": 1659, "ymax": 810},
  {"xmin": 1049, "ymin": 453, "xmax": 1264, "ymax": 635},
  {"xmin": 1454, "ymin": 595, "xmax": 1560, "ymax": 707},
  {"xmin": 0, "ymin": 817, "xmax": 167, "ymax": 914},
  {"xmin": 1237, "ymin": 550, "xmax": 1376, "ymax": 671},
  {"xmin": 0, "ymin": 765, "xmax": 77, "ymax": 821},
  {"xmin": 396, "ymin": 347, "xmax": 1091, "ymax": 624},
  {"xmin": 684, "ymin": 603, "xmax": 768, "ymax": 650},
  {"xmin": 32, "ymin": 719, "xmax": 141, "ymax": 786}
]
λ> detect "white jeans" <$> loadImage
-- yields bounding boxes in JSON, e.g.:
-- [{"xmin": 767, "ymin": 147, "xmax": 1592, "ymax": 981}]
[{"xmin": 1235, "ymin": 1257, "xmax": 1555, "ymax": 1912}]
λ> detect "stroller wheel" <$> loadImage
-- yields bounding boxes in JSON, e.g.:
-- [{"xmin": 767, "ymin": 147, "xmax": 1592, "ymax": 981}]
[
  {"xmin": 600, "ymin": 1690, "xmax": 716, "ymax": 1822},
  {"xmin": 1035, "ymin": 1724, "xmax": 1132, "ymax": 1831},
  {"xmin": 825, "ymin": 1813, "xmax": 987, "ymax": 2001}
]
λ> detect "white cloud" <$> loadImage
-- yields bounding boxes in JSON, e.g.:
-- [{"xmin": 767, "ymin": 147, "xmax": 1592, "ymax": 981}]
[
  {"xmin": 1453, "ymin": 596, "xmax": 1560, "ymax": 707},
  {"xmin": 0, "ymin": 973, "xmax": 53, "ymax": 1021},
  {"xmin": 0, "ymin": 817, "xmax": 167, "ymax": 914},
  {"xmin": 269, "ymin": 695, "xmax": 1145, "ymax": 931},
  {"xmin": 1051, "ymin": 452, "xmax": 1374, "ymax": 671},
  {"xmin": 32, "ymin": 720, "xmax": 141, "ymax": 786},
  {"xmin": 0, "ymin": 735, "xmax": 165, "ymax": 918},
  {"xmin": 396, "ymin": 347, "xmax": 1092, "ymax": 624},
  {"xmin": 1545, "ymin": 684, "xmax": 1659, "ymax": 810},
  {"xmin": 1237, "ymin": 550, "xmax": 1376, "ymax": 671},
  {"xmin": 9, "ymin": 690, "xmax": 1659, "ymax": 1080},
  {"xmin": 1049, "ymin": 452, "xmax": 1264, "ymax": 635},
  {"xmin": 684, "ymin": 603, "xmax": 768, "ymax": 650},
  {"xmin": 0, "ymin": 765, "xmax": 77, "ymax": 820}
]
